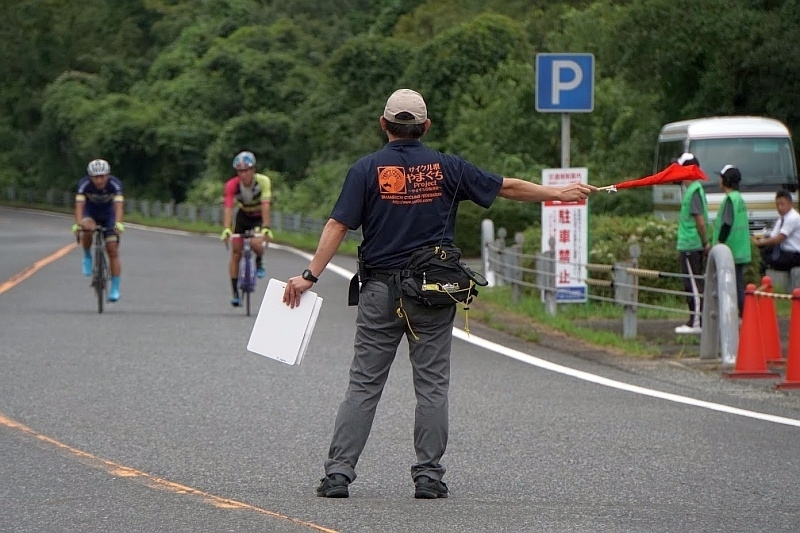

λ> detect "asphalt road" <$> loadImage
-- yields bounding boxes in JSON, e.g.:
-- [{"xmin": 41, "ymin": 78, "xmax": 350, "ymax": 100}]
[{"xmin": 2, "ymin": 206, "xmax": 800, "ymax": 533}]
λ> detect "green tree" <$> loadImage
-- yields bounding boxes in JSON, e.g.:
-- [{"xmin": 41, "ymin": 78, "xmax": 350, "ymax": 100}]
[
  {"xmin": 402, "ymin": 13, "xmax": 531, "ymax": 143},
  {"xmin": 293, "ymin": 34, "xmax": 416, "ymax": 167},
  {"xmin": 274, "ymin": 159, "xmax": 352, "ymax": 218}
]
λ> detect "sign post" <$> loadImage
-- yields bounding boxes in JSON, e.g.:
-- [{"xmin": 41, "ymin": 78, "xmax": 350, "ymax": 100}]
[
  {"xmin": 535, "ymin": 53, "xmax": 595, "ymax": 166},
  {"xmin": 536, "ymin": 54, "xmax": 594, "ymax": 303},
  {"xmin": 541, "ymin": 168, "xmax": 589, "ymax": 303}
]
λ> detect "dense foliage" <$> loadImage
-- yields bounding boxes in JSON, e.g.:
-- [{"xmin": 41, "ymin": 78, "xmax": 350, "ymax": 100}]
[{"xmin": 2, "ymin": 0, "xmax": 798, "ymax": 251}]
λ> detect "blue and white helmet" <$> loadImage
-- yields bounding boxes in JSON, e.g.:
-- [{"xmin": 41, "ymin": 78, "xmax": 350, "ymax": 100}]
[
  {"xmin": 232, "ymin": 151, "xmax": 256, "ymax": 170},
  {"xmin": 87, "ymin": 159, "xmax": 110, "ymax": 176}
]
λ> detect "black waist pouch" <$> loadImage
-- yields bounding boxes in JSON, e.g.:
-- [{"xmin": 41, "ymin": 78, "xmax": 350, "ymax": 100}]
[{"xmin": 393, "ymin": 244, "xmax": 486, "ymax": 308}]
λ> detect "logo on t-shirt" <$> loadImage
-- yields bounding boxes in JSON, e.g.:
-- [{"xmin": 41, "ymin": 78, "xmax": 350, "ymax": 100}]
[
  {"xmin": 377, "ymin": 164, "xmax": 445, "ymax": 205},
  {"xmin": 378, "ymin": 166, "xmax": 407, "ymax": 194}
]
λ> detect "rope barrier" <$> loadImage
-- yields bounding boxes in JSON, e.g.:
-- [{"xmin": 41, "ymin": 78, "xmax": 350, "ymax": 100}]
[
  {"xmin": 622, "ymin": 267, "xmax": 662, "ymax": 279},
  {"xmin": 585, "ymin": 278, "xmax": 613, "ymax": 288},
  {"xmin": 585, "ymin": 263, "xmax": 613, "ymax": 273},
  {"xmin": 537, "ymin": 255, "xmax": 690, "ymax": 280},
  {"xmin": 754, "ymin": 289, "xmax": 794, "ymax": 300},
  {"xmin": 484, "ymin": 243, "xmax": 799, "ymax": 306}
]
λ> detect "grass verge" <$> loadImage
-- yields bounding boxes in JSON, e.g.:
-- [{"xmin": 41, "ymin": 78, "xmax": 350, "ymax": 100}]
[{"xmin": 473, "ymin": 286, "xmax": 662, "ymax": 358}]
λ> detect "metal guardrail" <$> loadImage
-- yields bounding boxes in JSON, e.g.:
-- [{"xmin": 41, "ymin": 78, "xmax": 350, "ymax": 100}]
[
  {"xmin": 480, "ymin": 219, "xmax": 741, "ymax": 361},
  {"xmin": 3, "ymin": 186, "xmax": 363, "ymax": 241}
]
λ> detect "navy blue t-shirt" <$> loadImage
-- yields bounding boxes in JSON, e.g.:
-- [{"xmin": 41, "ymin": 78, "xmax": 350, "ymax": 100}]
[{"xmin": 330, "ymin": 140, "xmax": 503, "ymax": 268}]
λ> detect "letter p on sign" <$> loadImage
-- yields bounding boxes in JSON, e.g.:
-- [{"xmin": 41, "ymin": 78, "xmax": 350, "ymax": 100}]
[
  {"xmin": 550, "ymin": 61, "xmax": 582, "ymax": 105},
  {"xmin": 535, "ymin": 53, "xmax": 594, "ymax": 113}
]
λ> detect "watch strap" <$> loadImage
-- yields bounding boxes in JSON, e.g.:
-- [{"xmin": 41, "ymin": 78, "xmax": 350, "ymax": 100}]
[{"xmin": 302, "ymin": 269, "xmax": 319, "ymax": 283}]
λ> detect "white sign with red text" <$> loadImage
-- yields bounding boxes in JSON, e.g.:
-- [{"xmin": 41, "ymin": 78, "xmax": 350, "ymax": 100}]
[{"xmin": 541, "ymin": 168, "xmax": 588, "ymax": 303}]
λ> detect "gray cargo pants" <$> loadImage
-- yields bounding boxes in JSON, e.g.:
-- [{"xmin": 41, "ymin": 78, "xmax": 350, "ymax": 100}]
[{"xmin": 324, "ymin": 279, "xmax": 456, "ymax": 483}]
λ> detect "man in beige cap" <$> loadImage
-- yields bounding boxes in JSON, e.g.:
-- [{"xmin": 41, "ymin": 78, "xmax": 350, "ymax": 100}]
[{"xmin": 284, "ymin": 88, "xmax": 596, "ymax": 499}]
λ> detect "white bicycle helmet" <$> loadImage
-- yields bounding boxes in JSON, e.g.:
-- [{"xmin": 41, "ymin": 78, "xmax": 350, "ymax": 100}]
[
  {"xmin": 87, "ymin": 159, "xmax": 111, "ymax": 176},
  {"xmin": 232, "ymin": 151, "xmax": 256, "ymax": 170}
]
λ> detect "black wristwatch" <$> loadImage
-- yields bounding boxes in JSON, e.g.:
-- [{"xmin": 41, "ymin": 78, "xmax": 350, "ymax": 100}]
[{"xmin": 301, "ymin": 269, "xmax": 319, "ymax": 283}]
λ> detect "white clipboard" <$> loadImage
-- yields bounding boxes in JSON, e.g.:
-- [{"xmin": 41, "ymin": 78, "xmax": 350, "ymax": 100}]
[{"xmin": 247, "ymin": 278, "xmax": 323, "ymax": 365}]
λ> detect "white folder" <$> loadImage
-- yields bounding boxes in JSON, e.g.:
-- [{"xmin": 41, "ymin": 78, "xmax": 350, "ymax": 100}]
[{"xmin": 247, "ymin": 278, "xmax": 323, "ymax": 365}]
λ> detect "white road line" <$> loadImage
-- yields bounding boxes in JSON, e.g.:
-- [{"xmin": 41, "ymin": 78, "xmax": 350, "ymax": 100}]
[
  {"xmin": 280, "ymin": 247, "xmax": 800, "ymax": 429},
  {"xmin": 453, "ymin": 329, "xmax": 800, "ymax": 428}
]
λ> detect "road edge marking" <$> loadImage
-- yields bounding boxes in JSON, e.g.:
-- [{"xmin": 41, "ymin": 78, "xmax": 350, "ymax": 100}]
[
  {"xmin": 0, "ymin": 242, "xmax": 77, "ymax": 295},
  {"xmin": 0, "ymin": 413, "xmax": 339, "ymax": 532}
]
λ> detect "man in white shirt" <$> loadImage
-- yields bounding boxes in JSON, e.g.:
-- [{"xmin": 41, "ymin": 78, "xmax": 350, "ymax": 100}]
[{"xmin": 753, "ymin": 190, "xmax": 800, "ymax": 276}]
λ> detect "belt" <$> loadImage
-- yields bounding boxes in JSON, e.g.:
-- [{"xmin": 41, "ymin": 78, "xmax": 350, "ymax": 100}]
[{"xmin": 365, "ymin": 269, "xmax": 400, "ymax": 284}]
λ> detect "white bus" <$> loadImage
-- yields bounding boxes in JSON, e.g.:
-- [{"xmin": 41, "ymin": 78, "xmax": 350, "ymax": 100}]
[{"xmin": 652, "ymin": 116, "xmax": 798, "ymax": 233}]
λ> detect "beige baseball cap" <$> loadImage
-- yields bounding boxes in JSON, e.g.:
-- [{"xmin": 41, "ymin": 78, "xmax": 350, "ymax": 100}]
[{"xmin": 383, "ymin": 89, "xmax": 427, "ymax": 124}]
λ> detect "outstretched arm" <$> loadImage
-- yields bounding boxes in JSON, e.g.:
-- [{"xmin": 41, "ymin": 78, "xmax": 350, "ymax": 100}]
[{"xmin": 498, "ymin": 178, "xmax": 595, "ymax": 203}]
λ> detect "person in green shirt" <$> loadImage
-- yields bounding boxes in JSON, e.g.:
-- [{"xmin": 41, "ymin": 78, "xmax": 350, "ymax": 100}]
[
  {"xmin": 674, "ymin": 153, "xmax": 710, "ymax": 334},
  {"xmin": 712, "ymin": 165, "xmax": 751, "ymax": 317}
]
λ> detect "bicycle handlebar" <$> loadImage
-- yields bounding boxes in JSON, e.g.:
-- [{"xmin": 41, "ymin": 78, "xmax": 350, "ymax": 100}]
[
  {"xmin": 224, "ymin": 231, "xmax": 257, "ymax": 251},
  {"xmin": 75, "ymin": 226, "xmax": 108, "ymax": 243},
  {"xmin": 77, "ymin": 226, "xmax": 108, "ymax": 232}
]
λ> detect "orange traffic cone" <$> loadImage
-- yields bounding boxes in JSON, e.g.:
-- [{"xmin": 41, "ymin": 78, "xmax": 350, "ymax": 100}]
[
  {"xmin": 776, "ymin": 289, "xmax": 800, "ymax": 389},
  {"xmin": 758, "ymin": 276, "xmax": 785, "ymax": 364},
  {"xmin": 724, "ymin": 283, "xmax": 779, "ymax": 379}
]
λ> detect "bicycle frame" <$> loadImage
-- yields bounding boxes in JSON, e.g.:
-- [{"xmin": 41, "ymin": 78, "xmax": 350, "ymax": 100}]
[
  {"xmin": 79, "ymin": 227, "xmax": 109, "ymax": 313},
  {"xmin": 232, "ymin": 230, "xmax": 257, "ymax": 316}
]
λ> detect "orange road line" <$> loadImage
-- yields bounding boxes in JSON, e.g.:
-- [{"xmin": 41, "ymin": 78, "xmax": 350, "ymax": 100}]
[
  {"xmin": 0, "ymin": 242, "xmax": 77, "ymax": 295},
  {"xmin": 0, "ymin": 412, "xmax": 339, "ymax": 532}
]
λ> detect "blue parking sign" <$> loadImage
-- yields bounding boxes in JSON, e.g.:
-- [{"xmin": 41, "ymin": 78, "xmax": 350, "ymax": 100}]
[{"xmin": 536, "ymin": 54, "xmax": 594, "ymax": 113}]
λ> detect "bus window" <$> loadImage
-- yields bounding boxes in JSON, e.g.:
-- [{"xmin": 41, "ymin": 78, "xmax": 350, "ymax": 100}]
[
  {"xmin": 655, "ymin": 140, "xmax": 684, "ymax": 171},
  {"xmin": 689, "ymin": 137, "xmax": 797, "ymax": 192}
]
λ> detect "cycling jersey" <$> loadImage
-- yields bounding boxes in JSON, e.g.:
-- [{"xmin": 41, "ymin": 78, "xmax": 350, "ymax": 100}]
[
  {"xmin": 223, "ymin": 173, "xmax": 272, "ymax": 217},
  {"xmin": 76, "ymin": 175, "xmax": 124, "ymax": 207},
  {"xmin": 76, "ymin": 175, "xmax": 124, "ymax": 232}
]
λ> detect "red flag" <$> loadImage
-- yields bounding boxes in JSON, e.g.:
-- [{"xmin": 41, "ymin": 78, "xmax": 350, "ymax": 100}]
[{"xmin": 609, "ymin": 163, "xmax": 709, "ymax": 190}]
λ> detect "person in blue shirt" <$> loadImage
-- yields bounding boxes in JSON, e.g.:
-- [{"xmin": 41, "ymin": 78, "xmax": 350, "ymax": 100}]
[
  {"xmin": 72, "ymin": 158, "xmax": 125, "ymax": 302},
  {"xmin": 282, "ymin": 89, "xmax": 596, "ymax": 499}
]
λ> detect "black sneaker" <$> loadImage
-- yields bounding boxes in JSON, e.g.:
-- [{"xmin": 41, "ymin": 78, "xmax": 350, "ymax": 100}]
[
  {"xmin": 316, "ymin": 474, "xmax": 349, "ymax": 498},
  {"xmin": 414, "ymin": 475, "xmax": 448, "ymax": 499}
]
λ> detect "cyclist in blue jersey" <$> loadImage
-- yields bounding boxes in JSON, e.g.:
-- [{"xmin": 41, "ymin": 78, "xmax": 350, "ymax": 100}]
[{"xmin": 72, "ymin": 159, "xmax": 125, "ymax": 302}]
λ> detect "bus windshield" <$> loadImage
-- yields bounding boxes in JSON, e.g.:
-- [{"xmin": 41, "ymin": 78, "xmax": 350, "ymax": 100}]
[{"xmin": 688, "ymin": 137, "xmax": 798, "ymax": 193}]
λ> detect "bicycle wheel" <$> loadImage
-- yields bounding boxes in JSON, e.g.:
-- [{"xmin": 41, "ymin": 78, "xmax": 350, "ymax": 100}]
[
  {"xmin": 95, "ymin": 250, "xmax": 108, "ymax": 313},
  {"xmin": 245, "ymin": 287, "xmax": 251, "ymax": 316}
]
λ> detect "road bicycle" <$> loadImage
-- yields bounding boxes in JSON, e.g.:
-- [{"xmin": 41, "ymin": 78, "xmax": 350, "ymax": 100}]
[
  {"xmin": 78, "ymin": 227, "xmax": 110, "ymax": 313},
  {"xmin": 228, "ymin": 229, "xmax": 258, "ymax": 316}
]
